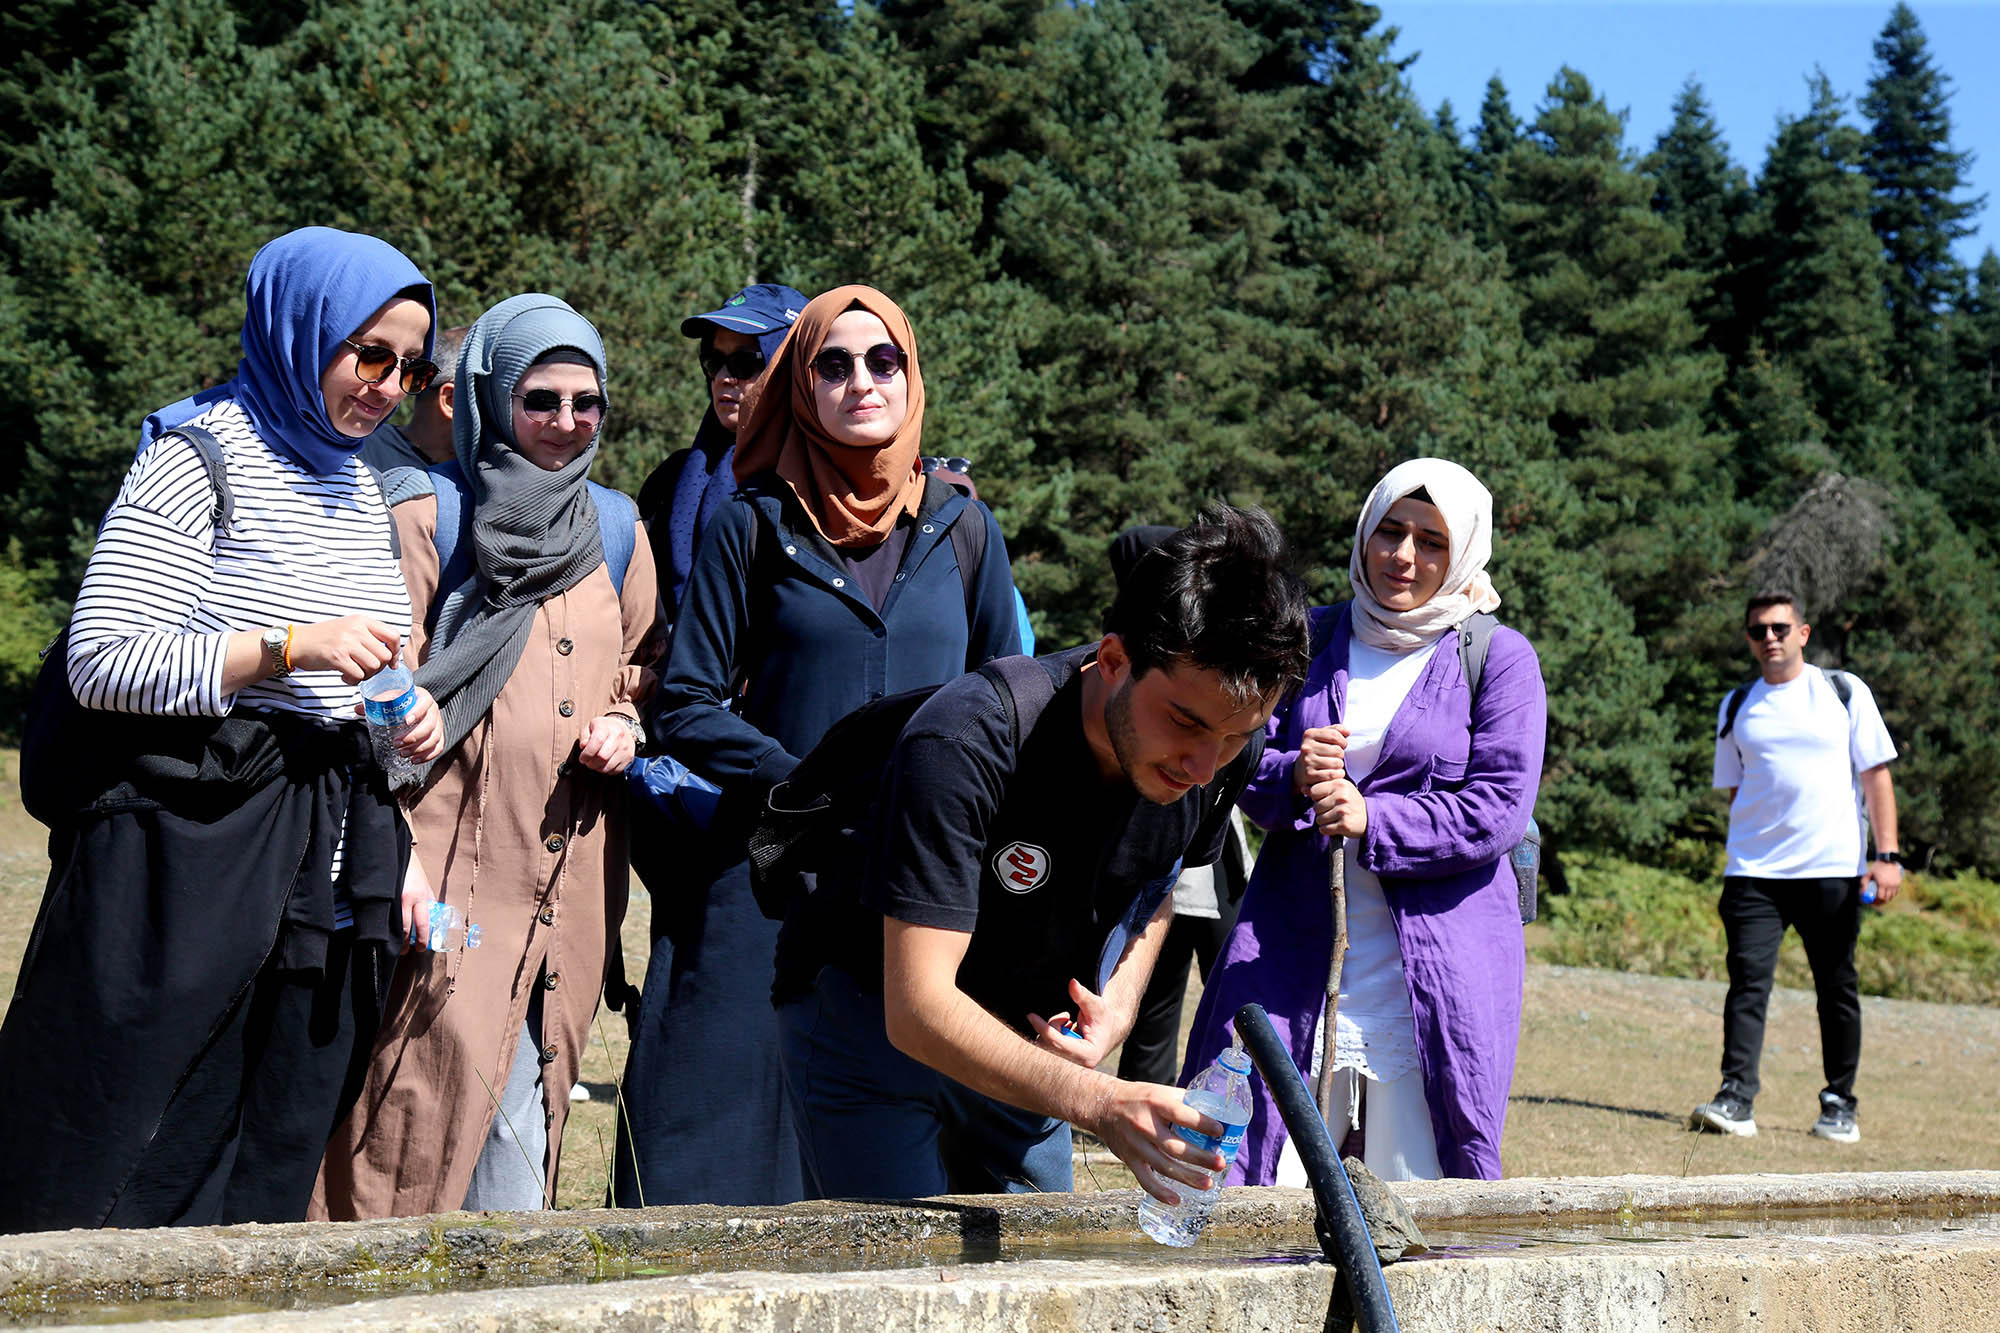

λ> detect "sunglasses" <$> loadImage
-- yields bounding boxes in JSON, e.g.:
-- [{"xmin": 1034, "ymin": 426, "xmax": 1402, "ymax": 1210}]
[
  {"xmin": 1745, "ymin": 622, "xmax": 1795, "ymax": 640},
  {"xmin": 342, "ymin": 338, "xmax": 440, "ymax": 394},
  {"xmin": 922, "ymin": 456, "xmax": 973, "ymax": 475},
  {"xmin": 700, "ymin": 345, "xmax": 767, "ymax": 381},
  {"xmin": 513, "ymin": 389, "xmax": 608, "ymax": 428},
  {"xmin": 810, "ymin": 342, "xmax": 906, "ymax": 386}
]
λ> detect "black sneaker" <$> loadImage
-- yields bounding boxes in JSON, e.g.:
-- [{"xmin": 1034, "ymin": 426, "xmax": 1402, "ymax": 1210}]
[
  {"xmin": 1811, "ymin": 1092, "xmax": 1859, "ymax": 1144},
  {"xmin": 1688, "ymin": 1090, "xmax": 1757, "ymax": 1136}
]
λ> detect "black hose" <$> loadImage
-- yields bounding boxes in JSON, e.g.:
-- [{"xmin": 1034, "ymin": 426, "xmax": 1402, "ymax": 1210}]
[{"xmin": 1233, "ymin": 1003, "xmax": 1400, "ymax": 1333}]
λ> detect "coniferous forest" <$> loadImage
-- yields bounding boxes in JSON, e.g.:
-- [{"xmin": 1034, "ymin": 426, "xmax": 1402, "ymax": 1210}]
[{"xmin": 3, "ymin": 1, "xmax": 1994, "ymax": 878}]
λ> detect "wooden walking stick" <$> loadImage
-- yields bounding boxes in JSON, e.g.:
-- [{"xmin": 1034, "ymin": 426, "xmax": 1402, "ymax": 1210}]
[{"xmin": 1315, "ymin": 821, "xmax": 1348, "ymax": 1126}]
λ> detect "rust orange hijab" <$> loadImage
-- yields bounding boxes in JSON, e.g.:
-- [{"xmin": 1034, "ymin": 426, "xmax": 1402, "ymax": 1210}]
[{"xmin": 732, "ymin": 285, "xmax": 927, "ymax": 547}]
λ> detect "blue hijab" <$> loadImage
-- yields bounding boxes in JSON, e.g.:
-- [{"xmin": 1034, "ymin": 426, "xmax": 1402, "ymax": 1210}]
[{"xmin": 140, "ymin": 227, "xmax": 436, "ymax": 476}]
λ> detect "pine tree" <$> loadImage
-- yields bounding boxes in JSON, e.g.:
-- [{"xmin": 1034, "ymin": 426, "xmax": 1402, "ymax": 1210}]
[
  {"xmin": 1499, "ymin": 67, "xmax": 1739, "ymax": 845},
  {"xmin": 1501, "ymin": 67, "xmax": 1728, "ymax": 586},
  {"xmin": 1646, "ymin": 79, "xmax": 1749, "ymax": 352},
  {"xmin": 961, "ymin": 3, "xmax": 1270, "ymax": 636},
  {"xmin": 1860, "ymin": 2, "xmax": 1984, "ymax": 389},
  {"xmin": 0, "ymin": 0, "xmax": 147, "ymax": 203},
  {"xmin": 1734, "ymin": 73, "xmax": 1894, "ymax": 481},
  {"xmin": 1648, "ymin": 80, "xmax": 1746, "ymax": 269},
  {"xmin": 1464, "ymin": 75, "xmax": 1518, "ymax": 249},
  {"xmin": 1920, "ymin": 251, "xmax": 2000, "ymax": 541}
]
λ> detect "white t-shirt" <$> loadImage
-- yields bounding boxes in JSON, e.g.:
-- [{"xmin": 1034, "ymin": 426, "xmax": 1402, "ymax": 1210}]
[{"xmin": 1712, "ymin": 666, "xmax": 1897, "ymax": 878}]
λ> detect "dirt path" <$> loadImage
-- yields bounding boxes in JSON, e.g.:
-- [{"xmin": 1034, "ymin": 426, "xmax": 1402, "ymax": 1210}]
[{"xmin": 1506, "ymin": 961, "xmax": 2000, "ymax": 1177}]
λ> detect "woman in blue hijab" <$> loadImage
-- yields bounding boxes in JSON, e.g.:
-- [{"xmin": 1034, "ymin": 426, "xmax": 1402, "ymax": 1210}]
[{"xmin": 0, "ymin": 227, "xmax": 448, "ymax": 1233}]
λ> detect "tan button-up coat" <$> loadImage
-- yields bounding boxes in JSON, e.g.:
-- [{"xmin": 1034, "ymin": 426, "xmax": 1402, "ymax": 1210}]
[{"xmin": 313, "ymin": 493, "xmax": 661, "ymax": 1217}]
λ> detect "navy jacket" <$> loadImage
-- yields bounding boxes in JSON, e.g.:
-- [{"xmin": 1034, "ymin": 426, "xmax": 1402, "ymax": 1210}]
[{"xmin": 652, "ymin": 474, "xmax": 1020, "ymax": 795}]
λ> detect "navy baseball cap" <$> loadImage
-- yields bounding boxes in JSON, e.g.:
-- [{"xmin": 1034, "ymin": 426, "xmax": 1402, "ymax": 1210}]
[{"xmin": 680, "ymin": 283, "xmax": 805, "ymax": 340}]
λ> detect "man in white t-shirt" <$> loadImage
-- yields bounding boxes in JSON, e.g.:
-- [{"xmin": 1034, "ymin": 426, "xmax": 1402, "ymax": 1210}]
[{"xmin": 1689, "ymin": 592, "xmax": 1901, "ymax": 1144}]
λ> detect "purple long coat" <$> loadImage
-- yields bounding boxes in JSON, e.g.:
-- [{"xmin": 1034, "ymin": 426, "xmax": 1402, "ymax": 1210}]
[{"xmin": 1180, "ymin": 604, "xmax": 1546, "ymax": 1181}]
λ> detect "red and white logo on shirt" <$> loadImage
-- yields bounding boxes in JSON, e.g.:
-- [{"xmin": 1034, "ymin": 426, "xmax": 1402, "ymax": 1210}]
[{"xmin": 993, "ymin": 841, "xmax": 1052, "ymax": 894}]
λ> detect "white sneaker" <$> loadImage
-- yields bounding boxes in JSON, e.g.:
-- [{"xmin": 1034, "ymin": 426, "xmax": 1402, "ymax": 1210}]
[
  {"xmin": 1688, "ymin": 1091, "xmax": 1757, "ymax": 1136},
  {"xmin": 1810, "ymin": 1092, "xmax": 1858, "ymax": 1143}
]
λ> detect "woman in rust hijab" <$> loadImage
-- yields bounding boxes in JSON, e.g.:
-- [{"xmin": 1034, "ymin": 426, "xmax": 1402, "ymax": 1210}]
[{"xmin": 613, "ymin": 286, "xmax": 1020, "ymax": 1207}]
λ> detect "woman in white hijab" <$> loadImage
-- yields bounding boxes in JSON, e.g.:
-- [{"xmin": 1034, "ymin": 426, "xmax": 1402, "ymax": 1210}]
[{"xmin": 1181, "ymin": 458, "xmax": 1547, "ymax": 1184}]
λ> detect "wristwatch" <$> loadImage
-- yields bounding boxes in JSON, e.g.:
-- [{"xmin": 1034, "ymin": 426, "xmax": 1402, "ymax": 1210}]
[
  {"xmin": 261, "ymin": 625, "xmax": 293, "ymax": 677},
  {"xmin": 619, "ymin": 715, "xmax": 647, "ymax": 749},
  {"xmin": 1870, "ymin": 850, "xmax": 1902, "ymax": 865}
]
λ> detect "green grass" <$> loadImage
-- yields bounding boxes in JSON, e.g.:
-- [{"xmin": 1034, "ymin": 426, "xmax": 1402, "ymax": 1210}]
[{"xmin": 1533, "ymin": 851, "xmax": 2000, "ymax": 1007}]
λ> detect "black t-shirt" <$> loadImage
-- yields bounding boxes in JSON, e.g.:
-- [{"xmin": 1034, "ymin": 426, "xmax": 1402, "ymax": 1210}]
[{"xmin": 772, "ymin": 645, "xmax": 1260, "ymax": 1029}]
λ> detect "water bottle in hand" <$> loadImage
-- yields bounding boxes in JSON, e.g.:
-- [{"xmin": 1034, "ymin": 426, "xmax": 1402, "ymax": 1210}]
[
  {"xmin": 1139, "ymin": 1034, "xmax": 1254, "ymax": 1247},
  {"xmin": 362, "ymin": 653, "xmax": 419, "ymax": 789},
  {"xmin": 411, "ymin": 901, "xmax": 481, "ymax": 953}
]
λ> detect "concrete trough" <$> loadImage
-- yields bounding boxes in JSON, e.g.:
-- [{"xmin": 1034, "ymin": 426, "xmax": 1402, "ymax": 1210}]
[{"xmin": 2, "ymin": 1170, "xmax": 1995, "ymax": 1331}]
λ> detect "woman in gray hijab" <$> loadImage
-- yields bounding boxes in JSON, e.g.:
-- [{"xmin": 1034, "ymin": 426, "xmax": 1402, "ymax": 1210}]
[{"xmin": 315, "ymin": 294, "xmax": 664, "ymax": 1219}]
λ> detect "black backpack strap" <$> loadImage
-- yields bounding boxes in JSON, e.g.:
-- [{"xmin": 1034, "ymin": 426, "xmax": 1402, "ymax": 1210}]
[
  {"xmin": 1827, "ymin": 670, "xmax": 1853, "ymax": 710},
  {"xmin": 1456, "ymin": 611, "xmax": 1499, "ymax": 702},
  {"xmin": 948, "ymin": 503, "xmax": 988, "ymax": 623},
  {"xmin": 1717, "ymin": 681, "xmax": 1754, "ymax": 740},
  {"xmin": 978, "ymin": 654, "xmax": 1059, "ymax": 749},
  {"xmin": 160, "ymin": 425, "xmax": 234, "ymax": 532}
]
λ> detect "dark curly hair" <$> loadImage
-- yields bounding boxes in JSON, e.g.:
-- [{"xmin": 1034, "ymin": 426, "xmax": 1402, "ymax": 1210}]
[{"xmin": 1104, "ymin": 503, "xmax": 1311, "ymax": 706}]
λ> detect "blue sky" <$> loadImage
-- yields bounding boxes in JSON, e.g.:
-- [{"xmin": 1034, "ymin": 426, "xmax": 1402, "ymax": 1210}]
[{"xmin": 1383, "ymin": 1, "xmax": 1995, "ymax": 268}]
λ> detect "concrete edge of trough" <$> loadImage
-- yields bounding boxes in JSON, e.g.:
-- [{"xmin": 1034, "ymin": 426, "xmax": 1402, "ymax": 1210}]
[
  {"xmin": 1, "ymin": 1170, "xmax": 1994, "ymax": 1306},
  {"xmin": 59, "ymin": 1228, "xmax": 2000, "ymax": 1333}
]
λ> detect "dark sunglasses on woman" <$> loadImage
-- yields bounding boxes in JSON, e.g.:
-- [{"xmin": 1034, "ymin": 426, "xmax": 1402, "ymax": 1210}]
[
  {"xmin": 810, "ymin": 343, "xmax": 905, "ymax": 386},
  {"xmin": 342, "ymin": 338, "xmax": 440, "ymax": 394},
  {"xmin": 512, "ymin": 389, "xmax": 608, "ymax": 428},
  {"xmin": 922, "ymin": 456, "xmax": 973, "ymax": 475},
  {"xmin": 700, "ymin": 345, "xmax": 767, "ymax": 382}
]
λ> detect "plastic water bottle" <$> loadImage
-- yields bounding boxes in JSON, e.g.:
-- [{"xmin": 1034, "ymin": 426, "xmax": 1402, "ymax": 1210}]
[
  {"xmin": 362, "ymin": 653, "xmax": 419, "ymax": 789},
  {"xmin": 1860, "ymin": 879, "xmax": 1878, "ymax": 906},
  {"xmin": 411, "ymin": 901, "xmax": 482, "ymax": 953},
  {"xmin": 1139, "ymin": 1036, "xmax": 1254, "ymax": 1247}
]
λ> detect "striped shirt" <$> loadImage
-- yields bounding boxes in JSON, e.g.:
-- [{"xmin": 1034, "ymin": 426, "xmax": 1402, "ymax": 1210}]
[
  {"xmin": 68, "ymin": 400, "xmax": 413, "ymax": 719},
  {"xmin": 68, "ymin": 401, "xmax": 415, "ymax": 929}
]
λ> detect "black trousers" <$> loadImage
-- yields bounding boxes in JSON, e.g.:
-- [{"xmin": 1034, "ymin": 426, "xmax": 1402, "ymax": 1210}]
[
  {"xmin": 105, "ymin": 932, "xmax": 394, "ymax": 1229},
  {"xmin": 1116, "ymin": 906, "xmax": 1238, "ymax": 1087},
  {"xmin": 1717, "ymin": 875, "xmax": 1862, "ymax": 1104}
]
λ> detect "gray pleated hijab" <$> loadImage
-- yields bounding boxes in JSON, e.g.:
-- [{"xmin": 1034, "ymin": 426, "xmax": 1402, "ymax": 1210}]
[{"xmin": 416, "ymin": 293, "xmax": 608, "ymax": 770}]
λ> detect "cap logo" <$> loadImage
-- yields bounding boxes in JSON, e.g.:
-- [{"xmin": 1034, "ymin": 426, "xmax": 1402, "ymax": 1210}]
[
  {"xmin": 727, "ymin": 295, "xmax": 747, "ymax": 305},
  {"xmin": 993, "ymin": 841, "xmax": 1052, "ymax": 894},
  {"xmin": 783, "ymin": 307, "xmax": 800, "ymax": 322}
]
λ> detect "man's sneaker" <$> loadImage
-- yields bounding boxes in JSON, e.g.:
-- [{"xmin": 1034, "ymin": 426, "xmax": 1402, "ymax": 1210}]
[
  {"xmin": 1688, "ymin": 1090, "xmax": 1757, "ymax": 1136},
  {"xmin": 1811, "ymin": 1092, "xmax": 1860, "ymax": 1143}
]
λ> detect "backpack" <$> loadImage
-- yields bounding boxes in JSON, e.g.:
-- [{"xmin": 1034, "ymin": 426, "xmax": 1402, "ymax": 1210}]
[
  {"xmin": 1717, "ymin": 670, "xmax": 1852, "ymax": 741},
  {"xmin": 1316, "ymin": 606, "xmax": 1541, "ymax": 924},
  {"xmin": 745, "ymin": 655, "xmax": 1058, "ymax": 923},
  {"xmin": 20, "ymin": 427, "xmax": 237, "ymax": 828}
]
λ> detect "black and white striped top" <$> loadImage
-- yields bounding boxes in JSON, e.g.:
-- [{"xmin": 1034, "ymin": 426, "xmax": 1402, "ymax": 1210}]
[{"xmin": 68, "ymin": 400, "xmax": 413, "ymax": 720}]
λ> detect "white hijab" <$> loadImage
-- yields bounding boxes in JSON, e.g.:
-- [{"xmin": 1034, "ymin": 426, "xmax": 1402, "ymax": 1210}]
[{"xmin": 1347, "ymin": 457, "xmax": 1503, "ymax": 652}]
